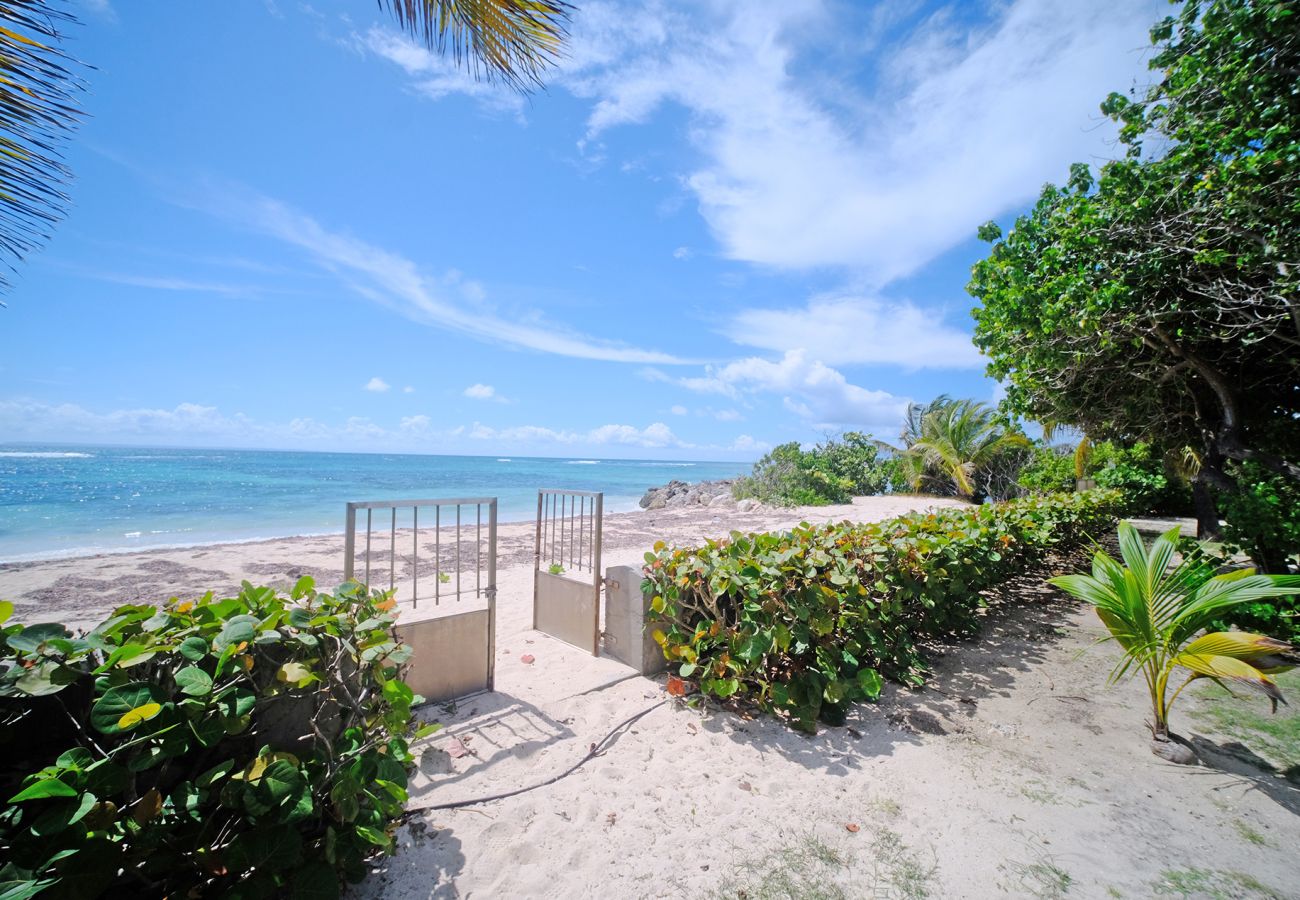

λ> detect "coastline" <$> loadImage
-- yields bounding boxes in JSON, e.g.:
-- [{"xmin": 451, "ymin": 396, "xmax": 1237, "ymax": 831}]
[{"xmin": 0, "ymin": 496, "xmax": 971, "ymax": 631}]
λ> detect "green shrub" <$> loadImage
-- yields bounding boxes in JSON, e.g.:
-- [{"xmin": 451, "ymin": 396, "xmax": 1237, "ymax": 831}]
[
  {"xmin": 642, "ymin": 490, "xmax": 1123, "ymax": 732},
  {"xmin": 1016, "ymin": 446, "xmax": 1076, "ymax": 495},
  {"xmin": 1217, "ymin": 462, "xmax": 1300, "ymax": 575},
  {"xmin": 0, "ymin": 579, "xmax": 432, "ymax": 899},
  {"xmin": 733, "ymin": 433, "xmax": 890, "ymax": 507}
]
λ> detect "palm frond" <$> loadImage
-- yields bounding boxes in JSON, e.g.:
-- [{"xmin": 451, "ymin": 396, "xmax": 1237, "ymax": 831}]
[
  {"xmin": 377, "ymin": 0, "xmax": 572, "ymax": 89},
  {"xmin": 0, "ymin": 0, "xmax": 85, "ymax": 297}
]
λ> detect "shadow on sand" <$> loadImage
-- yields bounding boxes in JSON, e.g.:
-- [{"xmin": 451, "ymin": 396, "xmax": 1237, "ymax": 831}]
[{"xmin": 692, "ymin": 543, "xmax": 1103, "ymax": 774}]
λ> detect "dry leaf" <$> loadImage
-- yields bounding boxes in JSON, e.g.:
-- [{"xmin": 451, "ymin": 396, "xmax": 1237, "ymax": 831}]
[
  {"xmin": 738, "ymin": 781, "xmax": 754, "ymax": 793},
  {"xmin": 666, "ymin": 676, "xmax": 687, "ymax": 697},
  {"xmin": 521, "ymin": 654, "xmax": 536, "ymax": 665},
  {"xmin": 446, "ymin": 738, "xmax": 469, "ymax": 759}
]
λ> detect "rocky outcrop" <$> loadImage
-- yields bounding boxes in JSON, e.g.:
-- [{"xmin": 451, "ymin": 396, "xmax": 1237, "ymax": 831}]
[{"xmin": 639, "ymin": 479, "xmax": 741, "ymax": 510}]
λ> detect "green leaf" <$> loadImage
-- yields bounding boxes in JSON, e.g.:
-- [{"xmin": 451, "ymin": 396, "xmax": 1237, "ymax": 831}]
[
  {"xmin": 213, "ymin": 614, "xmax": 259, "ymax": 653},
  {"xmin": 91, "ymin": 682, "xmax": 165, "ymax": 735},
  {"xmin": 6, "ymin": 623, "xmax": 70, "ymax": 653},
  {"xmin": 9, "ymin": 778, "xmax": 77, "ymax": 802},
  {"xmin": 175, "ymin": 666, "xmax": 213, "ymax": 696},
  {"xmin": 288, "ymin": 862, "xmax": 341, "ymax": 900},
  {"xmin": 856, "ymin": 668, "xmax": 883, "ymax": 700},
  {"xmin": 178, "ymin": 636, "xmax": 209, "ymax": 661},
  {"xmin": 0, "ymin": 600, "xmax": 13, "ymax": 625},
  {"xmin": 413, "ymin": 722, "xmax": 443, "ymax": 739}
]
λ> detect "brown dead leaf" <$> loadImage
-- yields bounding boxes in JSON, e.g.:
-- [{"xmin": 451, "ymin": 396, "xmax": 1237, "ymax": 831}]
[
  {"xmin": 132, "ymin": 788, "xmax": 163, "ymax": 825},
  {"xmin": 666, "ymin": 676, "xmax": 687, "ymax": 697}
]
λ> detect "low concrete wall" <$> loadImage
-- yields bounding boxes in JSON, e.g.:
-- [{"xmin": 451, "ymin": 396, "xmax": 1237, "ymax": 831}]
[{"xmin": 601, "ymin": 564, "xmax": 668, "ymax": 676}]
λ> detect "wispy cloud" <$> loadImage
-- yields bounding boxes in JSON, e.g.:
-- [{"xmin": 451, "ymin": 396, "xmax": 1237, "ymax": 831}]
[
  {"xmin": 358, "ymin": 0, "xmax": 1161, "ymax": 282},
  {"xmin": 212, "ymin": 190, "xmax": 691, "ymax": 365},
  {"xmin": 62, "ymin": 269, "xmax": 268, "ymax": 298},
  {"xmin": 357, "ymin": 26, "xmax": 527, "ymax": 116},
  {"xmin": 364, "ymin": 377, "xmax": 391, "ymax": 393},
  {"xmin": 729, "ymin": 293, "xmax": 983, "ymax": 369},
  {"xmin": 566, "ymin": 0, "xmax": 1162, "ymax": 281}
]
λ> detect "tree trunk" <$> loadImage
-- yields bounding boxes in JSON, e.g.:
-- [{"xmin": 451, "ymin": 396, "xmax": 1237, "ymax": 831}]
[{"xmin": 1191, "ymin": 479, "xmax": 1222, "ymax": 541}]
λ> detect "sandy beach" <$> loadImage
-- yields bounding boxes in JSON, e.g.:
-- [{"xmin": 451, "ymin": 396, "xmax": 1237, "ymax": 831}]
[{"xmin": 2, "ymin": 496, "xmax": 1296, "ymax": 898}]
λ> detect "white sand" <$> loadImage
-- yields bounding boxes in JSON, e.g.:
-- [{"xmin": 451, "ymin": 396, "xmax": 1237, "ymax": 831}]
[{"xmin": 3, "ymin": 496, "xmax": 1296, "ymax": 898}]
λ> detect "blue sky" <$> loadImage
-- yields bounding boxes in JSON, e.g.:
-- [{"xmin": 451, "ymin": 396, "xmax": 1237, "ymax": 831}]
[{"xmin": 0, "ymin": 0, "xmax": 1164, "ymax": 461}]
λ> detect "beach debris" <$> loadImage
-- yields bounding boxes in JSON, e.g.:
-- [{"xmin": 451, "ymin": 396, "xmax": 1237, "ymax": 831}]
[
  {"xmin": 521, "ymin": 654, "xmax": 535, "ymax": 665},
  {"xmin": 738, "ymin": 780, "xmax": 754, "ymax": 794},
  {"xmin": 445, "ymin": 738, "xmax": 470, "ymax": 759},
  {"xmin": 605, "ymin": 812, "xmax": 618, "ymax": 827},
  {"xmin": 686, "ymin": 722, "xmax": 699, "ymax": 735},
  {"xmin": 846, "ymin": 823, "xmax": 861, "ymax": 833},
  {"xmin": 666, "ymin": 676, "xmax": 687, "ymax": 696}
]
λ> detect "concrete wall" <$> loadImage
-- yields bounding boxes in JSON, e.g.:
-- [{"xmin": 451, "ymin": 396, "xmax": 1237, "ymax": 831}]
[{"xmin": 602, "ymin": 564, "xmax": 668, "ymax": 676}]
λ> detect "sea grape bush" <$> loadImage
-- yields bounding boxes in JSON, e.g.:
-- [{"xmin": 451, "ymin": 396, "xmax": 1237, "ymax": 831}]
[
  {"xmin": 733, "ymin": 432, "xmax": 891, "ymax": 507},
  {"xmin": 642, "ymin": 491, "xmax": 1123, "ymax": 732},
  {"xmin": 0, "ymin": 579, "xmax": 434, "ymax": 900}
]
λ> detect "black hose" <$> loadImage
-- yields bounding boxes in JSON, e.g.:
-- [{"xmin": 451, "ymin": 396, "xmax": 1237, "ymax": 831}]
[{"xmin": 402, "ymin": 699, "xmax": 669, "ymax": 816}]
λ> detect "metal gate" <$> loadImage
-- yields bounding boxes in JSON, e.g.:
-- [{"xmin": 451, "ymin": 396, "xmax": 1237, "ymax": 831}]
[
  {"xmin": 344, "ymin": 497, "xmax": 497, "ymax": 703},
  {"xmin": 532, "ymin": 489, "xmax": 603, "ymax": 655}
]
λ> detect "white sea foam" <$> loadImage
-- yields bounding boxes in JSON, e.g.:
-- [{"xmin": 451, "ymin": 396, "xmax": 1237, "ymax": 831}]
[
  {"xmin": 0, "ymin": 451, "xmax": 94, "ymax": 459},
  {"xmin": 567, "ymin": 460, "xmax": 600, "ymax": 465},
  {"xmin": 497, "ymin": 458, "xmax": 512, "ymax": 462}
]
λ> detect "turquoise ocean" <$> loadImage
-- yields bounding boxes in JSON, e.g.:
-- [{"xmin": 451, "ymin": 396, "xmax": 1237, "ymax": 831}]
[{"xmin": 0, "ymin": 446, "xmax": 746, "ymax": 562}]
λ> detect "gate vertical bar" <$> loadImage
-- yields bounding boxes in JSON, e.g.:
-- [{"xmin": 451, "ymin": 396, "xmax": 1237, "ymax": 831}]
[
  {"xmin": 344, "ymin": 503, "xmax": 357, "ymax": 581},
  {"xmin": 532, "ymin": 490, "xmax": 544, "ymax": 630},
  {"xmin": 592, "ymin": 492, "xmax": 603, "ymax": 655},
  {"xmin": 487, "ymin": 498, "xmax": 498, "ymax": 691}
]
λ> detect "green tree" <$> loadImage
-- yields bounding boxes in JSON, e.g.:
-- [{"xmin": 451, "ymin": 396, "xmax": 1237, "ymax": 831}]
[
  {"xmin": 0, "ymin": 0, "xmax": 571, "ymax": 295},
  {"xmin": 968, "ymin": 0, "xmax": 1300, "ymax": 548},
  {"xmin": 883, "ymin": 396, "xmax": 1029, "ymax": 501}
]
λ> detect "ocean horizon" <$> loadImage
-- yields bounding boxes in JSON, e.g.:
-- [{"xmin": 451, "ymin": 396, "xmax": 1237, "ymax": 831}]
[{"xmin": 0, "ymin": 444, "xmax": 747, "ymax": 562}]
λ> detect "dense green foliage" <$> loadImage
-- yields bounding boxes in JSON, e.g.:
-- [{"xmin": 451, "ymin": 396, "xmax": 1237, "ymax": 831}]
[
  {"xmin": 642, "ymin": 491, "xmax": 1123, "ymax": 732},
  {"xmin": 733, "ymin": 433, "xmax": 890, "ymax": 506},
  {"xmin": 1018, "ymin": 440, "xmax": 1193, "ymax": 516},
  {"xmin": 969, "ymin": 0, "xmax": 1300, "ymax": 541},
  {"xmin": 0, "ymin": 580, "xmax": 432, "ymax": 899},
  {"xmin": 1050, "ymin": 523, "xmax": 1299, "ymax": 741},
  {"xmin": 1216, "ymin": 463, "xmax": 1300, "ymax": 575},
  {"xmin": 884, "ymin": 396, "xmax": 1029, "ymax": 501},
  {"xmin": 1016, "ymin": 447, "xmax": 1077, "ymax": 495}
]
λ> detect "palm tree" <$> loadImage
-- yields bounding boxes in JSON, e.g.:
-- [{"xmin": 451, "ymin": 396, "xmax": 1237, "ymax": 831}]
[
  {"xmin": 883, "ymin": 396, "xmax": 1029, "ymax": 500},
  {"xmin": 0, "ymin": 0, "xmax": 572, "ymax": 296}
]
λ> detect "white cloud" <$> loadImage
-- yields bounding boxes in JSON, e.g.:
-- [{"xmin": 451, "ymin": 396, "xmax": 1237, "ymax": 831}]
[
  {"xmin": 561, "ymin": 0, "xmax": 1163, "ymax": 280},
  {"xmin": 358, "ymin": 26, "xmax": 526, "ymax": 115},
  {"xmin": 672, "ymin": 246, "xmax": 692, "ymax": 260},
  {"xmin": 463, "ymin": 383, "xmax": 509, "ymax": 403},
  {"xmin": 669, "ymin": 404, "xmax": 688, "ymax": 416},
  {"xmin": 365, "ymin": 377, "xmax": 391, "ymax": 393},
  {"xmin": 467, "ymin": 420, "xmax": 686, "ymax": 449},
  {"xmin": 729, "ymin": 293, "xmax": 982, "ymax": 368},
  {"xmin": 403, "ymin": 385, "xmax": 415, "ymax": 394},
  {"xmin": 671, "ymin": 350, "xmax": 908, "ymax": 432},
  {"xmin": 221, "ymin": 191, "xmax": 690, "ymax": 365},
  {"xmin": 0, "ymin": 398, "xmax": 774, "ymax": 458}
]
